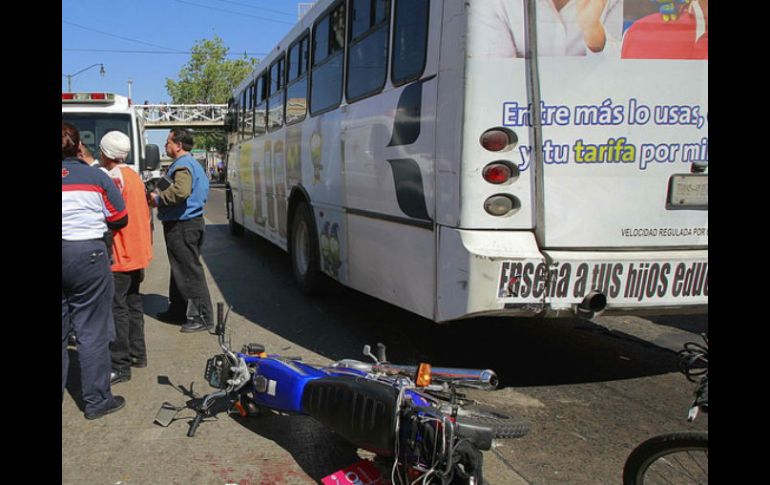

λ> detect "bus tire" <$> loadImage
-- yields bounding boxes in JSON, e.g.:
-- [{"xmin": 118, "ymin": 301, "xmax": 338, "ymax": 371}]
[
  {"xmin": 290, "ymin": 202, "xmax": 325, "ymax": 294},
  {"xmin": 226, "ymin": 191, "xmax": 244, "ymax": 237}
]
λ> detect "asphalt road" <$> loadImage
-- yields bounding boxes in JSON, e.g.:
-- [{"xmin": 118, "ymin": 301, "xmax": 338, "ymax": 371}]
[{"xmin": 202, "ymin": 186, "xmax": 708, "ymax": 484}]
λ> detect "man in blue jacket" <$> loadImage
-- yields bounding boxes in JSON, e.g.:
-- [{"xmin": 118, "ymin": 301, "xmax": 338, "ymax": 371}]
[{"xmin": 149, "ymin": 128, "xmax": 213, "ymax": 333}]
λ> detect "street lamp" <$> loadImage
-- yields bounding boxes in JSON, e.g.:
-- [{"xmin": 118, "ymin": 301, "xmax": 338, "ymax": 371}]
[{"xmin": 63, "ymin": 63, "xmax": 106, "ymax": 92}]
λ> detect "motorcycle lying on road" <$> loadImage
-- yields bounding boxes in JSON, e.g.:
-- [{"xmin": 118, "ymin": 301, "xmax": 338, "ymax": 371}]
[{"xmin": 155, "ymin": 303, "xmax": 529, "ymax": 484}]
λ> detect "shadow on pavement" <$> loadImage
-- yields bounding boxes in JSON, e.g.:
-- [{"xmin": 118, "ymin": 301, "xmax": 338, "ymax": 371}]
[
  {"xmin": 141, "ymin": 293, "xmax": 170, "ymax": 317},
  {"xmin": 231, "ymin": 412, "xmax": 362, "ymax": 480},
  {"xmin": 200, "ymin": 223, "xmax": 700, "ymax": 388}
]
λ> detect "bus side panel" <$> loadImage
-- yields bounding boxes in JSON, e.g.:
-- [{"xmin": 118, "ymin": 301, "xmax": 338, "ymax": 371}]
[
  {"xmin": 348, "ymin": 215, "xmax": 435, "ymax": 320},
  {"xmin": 303, "ymin": 109, "xmax": 346, "ymax": 209},
  {"xmin": 434, "ymin": 0, "xmax": 466, "ymax": 228},
  {"xmin": 342, "ymin": 79, "xmax": 438, "ymax": 320}
]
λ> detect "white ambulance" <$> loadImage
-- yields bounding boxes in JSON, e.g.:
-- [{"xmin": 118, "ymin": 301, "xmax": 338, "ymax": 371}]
[{"xmin": 62, "ymin": 92, "xmax": 161, "ymax": 181}]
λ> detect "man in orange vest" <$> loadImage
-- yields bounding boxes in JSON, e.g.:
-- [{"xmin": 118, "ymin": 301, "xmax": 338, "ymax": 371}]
[{"xmin": 98, "ymin": 131, "xmax": 154, "ymax": 384}]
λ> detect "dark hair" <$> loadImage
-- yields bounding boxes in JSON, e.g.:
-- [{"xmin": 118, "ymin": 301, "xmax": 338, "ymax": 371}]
[
  {"xmin": 62, "ymin": 122, "xmax": 80, "ymax": 160},
  {"xmin": 169, "ymin": 128, "xmax": 194, "ymax": 152}
]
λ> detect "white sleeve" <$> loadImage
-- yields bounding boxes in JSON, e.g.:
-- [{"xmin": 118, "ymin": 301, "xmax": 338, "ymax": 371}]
[{"xmin": 467, "ymin": 0, "xmax": 521, "ymax": 58}]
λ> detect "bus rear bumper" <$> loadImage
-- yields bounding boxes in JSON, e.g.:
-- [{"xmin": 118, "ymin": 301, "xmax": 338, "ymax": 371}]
[{"xmin": 436, "ymin": 228, "xmax": 707, "ymax": 322}]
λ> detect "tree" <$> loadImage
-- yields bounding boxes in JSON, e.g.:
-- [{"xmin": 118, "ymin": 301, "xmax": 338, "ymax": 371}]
[{"xmin": 166, "ymin": 36, "xmax": 257, "ymax": 153}]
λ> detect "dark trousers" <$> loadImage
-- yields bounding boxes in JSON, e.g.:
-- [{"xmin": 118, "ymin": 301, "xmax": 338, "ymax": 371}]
[
  {"xmin": 62, "ymin": 239, "xmax": 116, "ymax": 416},
  {"xmin": 110, "ymin": 269, "xmax": 146, "ymax": 371},
  {"xmin": 163, "ymin": 217, "xmax": 213, "ymax": 325}
]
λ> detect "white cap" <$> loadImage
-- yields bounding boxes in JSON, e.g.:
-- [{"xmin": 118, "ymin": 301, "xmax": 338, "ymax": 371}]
[{"xmin": 100, "ymin": 131, "xmax": 131, "ymax": 162}]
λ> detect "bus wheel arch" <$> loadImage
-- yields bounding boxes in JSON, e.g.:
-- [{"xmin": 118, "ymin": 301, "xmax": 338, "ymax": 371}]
[
  {"xmin": 288, "ymin": 187, "xmax": 325, "ymax": 294},
  {"xmin": 226, "ymin": 184, "xmax": 244, "ymax": 237}
]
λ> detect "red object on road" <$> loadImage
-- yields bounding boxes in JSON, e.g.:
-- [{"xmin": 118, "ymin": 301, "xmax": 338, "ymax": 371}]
[{"xmin": 321, "ymin": 459, "xmax": 389, "ymax": 485}]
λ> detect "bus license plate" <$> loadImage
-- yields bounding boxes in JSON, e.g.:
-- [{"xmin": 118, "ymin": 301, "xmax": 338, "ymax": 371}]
[{"xmin": 667, "ymin": 174, "xmax": 708, "ymax": 209}]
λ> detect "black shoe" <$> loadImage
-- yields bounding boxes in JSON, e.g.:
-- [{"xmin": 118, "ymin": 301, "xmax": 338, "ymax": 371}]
[
  {"xmin": 110, "ymin": 369, "xmax": 131, "ymax": 385},
  {"xmin": 130, "ymin": 357, "xmax": 147, "ymax": 368},
  {"xmin": 156, "ymin": 310, "xmax": 185, "ymax": 324},
  {"xmin": 180, "ymin": 320, "xmax": 212, "ymax": 333},
  {"xmin": 85, "ymin": 396, "xmax": 126, "ymax": 420}
]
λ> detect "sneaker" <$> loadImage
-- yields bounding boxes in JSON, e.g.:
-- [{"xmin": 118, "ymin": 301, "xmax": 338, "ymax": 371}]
[
  {"xmin": 85, "ymin": 396, "xmax": 126, "ymax": 420},
  {"xmin": 110, "ymin": 369, "xmax": 131, "ymax": 385},
  {"xmin": 180, "ymin": 320, "xmax": 212, "ymax": 333},
  {"xmin": 156, "ymin": 310, "xmax": 186, "ymax": 324},
  {"xmin": 130, "ymin": 357, "xmax": 147, "ymax": 368}
]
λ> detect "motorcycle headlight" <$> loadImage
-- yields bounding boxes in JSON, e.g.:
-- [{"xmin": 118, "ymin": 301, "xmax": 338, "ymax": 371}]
[{"xmin": 204, "ymin": 354, "xmax": 233, "ymax": 389}]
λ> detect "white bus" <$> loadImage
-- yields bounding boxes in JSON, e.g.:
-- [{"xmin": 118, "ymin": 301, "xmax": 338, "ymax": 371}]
[
  {"xmin": 62, "ymin": 92, "xmax": 161, "ymax": 181},
  {"xmin": 225, "ymin": 0, "xmax": 708, "ymax": 322}
]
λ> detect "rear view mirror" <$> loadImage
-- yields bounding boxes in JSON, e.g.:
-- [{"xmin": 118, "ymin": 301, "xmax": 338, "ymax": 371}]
[{"xmin": 142, "ymin": 144, "xmax": 161, "ymax": 171}]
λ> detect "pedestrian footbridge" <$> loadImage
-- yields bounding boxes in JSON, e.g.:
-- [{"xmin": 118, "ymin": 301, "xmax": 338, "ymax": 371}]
[{"xmin": 135, "ymin": 104, "xmax": 228, "ymax": 129}]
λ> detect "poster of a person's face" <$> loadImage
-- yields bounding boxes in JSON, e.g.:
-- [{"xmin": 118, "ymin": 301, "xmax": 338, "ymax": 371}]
[
  {"xmin": 467, "ymin": 0, "xmax": 624, "ymax": 58},
  {"xmin": 466, "ymin": 0, "xmax": 707, "ymax": 60}
]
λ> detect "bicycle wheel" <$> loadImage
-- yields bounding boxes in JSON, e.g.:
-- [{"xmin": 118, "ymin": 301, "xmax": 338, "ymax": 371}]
[
  {"xmin": 452, "ymin": 404, "xmax": 530, "ymax": 439},
  {"xmin": 623, "ymin": 432, "xmax": 708, "ymax": 485}
]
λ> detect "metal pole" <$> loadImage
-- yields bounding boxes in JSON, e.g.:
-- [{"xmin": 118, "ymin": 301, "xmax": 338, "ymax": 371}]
[{"xmin": 62, "ymin": 63, "xmax": 105, "ymax": 93}]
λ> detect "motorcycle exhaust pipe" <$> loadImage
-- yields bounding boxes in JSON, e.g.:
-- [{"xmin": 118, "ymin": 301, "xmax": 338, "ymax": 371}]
[{"xmin": 375, "ymin": 364, "xmax": 499, "ymax": 390}]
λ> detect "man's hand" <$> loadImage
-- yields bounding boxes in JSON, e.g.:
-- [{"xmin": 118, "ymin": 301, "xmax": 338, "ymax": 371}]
[
  {"xmin": 575, "ymin": 0, "xmax": 608, "ymax": 53},
  {"xmin": 147, "ymin": 190, "xmax": 159, "ymax": 208}
]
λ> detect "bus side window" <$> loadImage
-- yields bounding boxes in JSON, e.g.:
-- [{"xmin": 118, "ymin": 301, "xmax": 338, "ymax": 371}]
[
  {"xmin": 240, "ymin": 89, "xmax": 248, "ymax": 139},
  {"xmin": 244, "ymin": 81, "xmax": 255, "ymax": 139},
  {"xmin": 310, "ymin": 1, "xmax": 346, "ymax": 115},
  {"xmin": 286, "ymin": 32, "xmax": 309, "ymax": 125},
  {"xmin": 392, "ymin": 0, "xmax": 429, "ymax": 86},
  {"xmin": 347, "ymin": 0, "xmax": 390, "ymax": 102},
  {"xmin": 255, "ymin": 71, "xmax": 267, "ymax": 136},
  {"xmin": 268, "ymin": 54, "xmax": 286, "ymax": 132}
]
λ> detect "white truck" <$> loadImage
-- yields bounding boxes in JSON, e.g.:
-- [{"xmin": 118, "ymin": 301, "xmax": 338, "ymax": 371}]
[{"xmin": 62, "ymin": 92, "xmax": 161, "ymax": 181}]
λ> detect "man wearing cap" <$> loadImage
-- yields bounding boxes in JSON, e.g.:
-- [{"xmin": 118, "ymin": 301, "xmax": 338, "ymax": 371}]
[
  {"xmin": 99, "ymin": 131, "xmax": 154, "ymax": 383},
  {"xmin": 148, "ymin": 128, "xmax": 213, "ymax": 333}
]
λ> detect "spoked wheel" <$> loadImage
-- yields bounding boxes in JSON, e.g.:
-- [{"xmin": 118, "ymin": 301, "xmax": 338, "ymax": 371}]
[
  {"xmin": 290, "ymin": 202, "xmax": 325, "ymax": 294},
  {"xmin": 623, "ymin": 432, "xmax": 708, "ymax": 485},
  {"xmin": 452, "ymin": 404, "xmax": 530, "ymax": 439}
]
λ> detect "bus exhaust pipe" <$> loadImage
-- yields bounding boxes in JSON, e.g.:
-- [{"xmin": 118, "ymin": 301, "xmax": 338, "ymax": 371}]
[{"xmin": 575, "ymin": 291, "xmax": 607, "ymax": 318}]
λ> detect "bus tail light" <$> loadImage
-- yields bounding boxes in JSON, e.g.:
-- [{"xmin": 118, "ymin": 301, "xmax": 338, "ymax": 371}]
[
  {"xmin": 480, "ymin": 128, "xmax": 517, "ymax": 152},
  {"xmin": 482, "ymin": 162, "xmax": 519, "ymax": 184},
  {"xmin": 484, "ymin": 195, "xmax": 521, "ymax": 216}
]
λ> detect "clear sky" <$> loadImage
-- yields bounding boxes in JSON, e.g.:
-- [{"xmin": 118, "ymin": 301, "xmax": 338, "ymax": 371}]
[{"xmin": 62, "ymin": 0, "xmax": 314, "ymax": 146}]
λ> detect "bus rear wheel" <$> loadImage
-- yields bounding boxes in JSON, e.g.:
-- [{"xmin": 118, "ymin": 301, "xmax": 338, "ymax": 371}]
[
  {"xmin": 290, "ymin": 202, "xmax": 325, "ymax": 294},
  {"xmin": 226, "ymin": 192, "xmax": 244, "ymax": 237}
]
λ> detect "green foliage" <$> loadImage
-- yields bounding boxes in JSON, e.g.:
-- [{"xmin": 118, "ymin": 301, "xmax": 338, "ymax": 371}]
[{"xmin": 166, "ymin": 36, "xmax": 257, "ymax": 153}]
